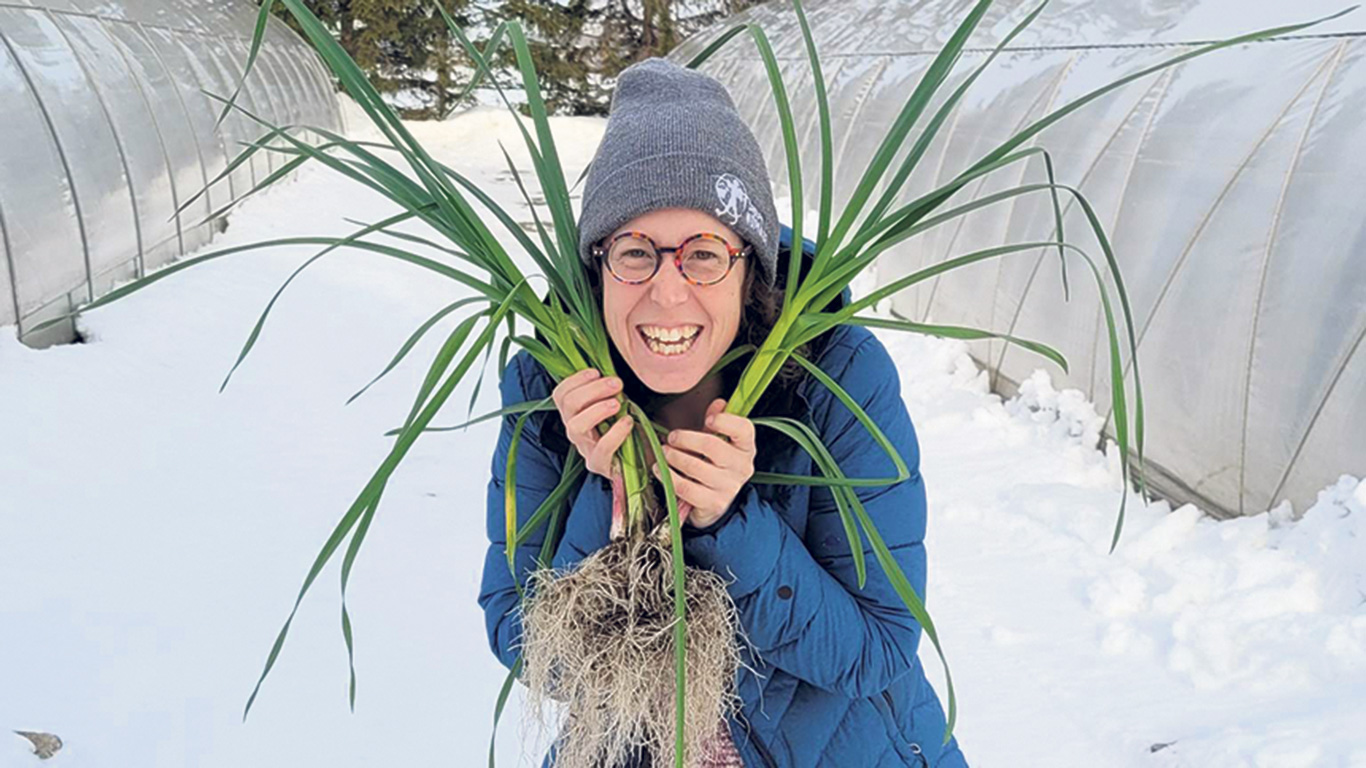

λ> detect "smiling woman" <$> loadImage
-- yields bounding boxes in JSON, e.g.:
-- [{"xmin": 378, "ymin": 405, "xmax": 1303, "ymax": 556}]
[
  {"xmin": 480, "ymin": 58, "xmax": 966, "ymax": 768},
  {"xmin": 599, "ymin": 209, "xmax": 749, "ymax": 394}
]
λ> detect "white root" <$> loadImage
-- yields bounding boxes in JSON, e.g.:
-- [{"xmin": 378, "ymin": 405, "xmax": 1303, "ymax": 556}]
[{"xmin": 520, "ymin": 535, "xmax": 742, "ymax": 768}]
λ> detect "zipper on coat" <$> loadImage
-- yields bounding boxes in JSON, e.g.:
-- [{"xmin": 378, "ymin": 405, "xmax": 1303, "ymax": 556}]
[
  {"xmin": 746, "ymin": 728, "xmax": 779, "ymax": 768},
  {"xmin": 882, "ymin": 690, "xmax": 897, "ymax": 719},
  {"xmin": 882, "ymin": 690, "xmax": 928, "ymax": 767}
]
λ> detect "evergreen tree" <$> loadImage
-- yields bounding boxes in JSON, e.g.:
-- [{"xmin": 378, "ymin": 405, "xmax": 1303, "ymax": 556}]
[
  {"xmin": 489, "ymin": 0, "xmax": 762, "ymax": 115},
  {"xmin": 266, "ymin": 0, "xmax": 476, "ymax": 118},
  {"xmin": 264, "ymin": 0, "xmax": 760, "ymax": 118}
]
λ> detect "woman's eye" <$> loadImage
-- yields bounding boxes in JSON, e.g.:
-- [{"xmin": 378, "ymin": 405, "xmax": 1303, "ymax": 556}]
[
  {"xmin": 619, "ymin": 248, "xmax": 653, "ymax": 262},
  {"xmin": 687, "ymin": 250, "xmax": 720, "ymax": 262}
]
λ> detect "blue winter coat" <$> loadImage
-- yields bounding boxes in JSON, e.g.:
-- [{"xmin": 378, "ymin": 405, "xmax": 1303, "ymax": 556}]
[{"xmin": 479, "ymin": 235, "xmax": 968, "ymax": 768}]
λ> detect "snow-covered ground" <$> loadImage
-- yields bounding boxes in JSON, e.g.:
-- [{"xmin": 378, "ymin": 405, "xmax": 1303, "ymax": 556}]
[{"xmin": 2, "ymin": 105, "xmax": 1363, "ymax": 768}]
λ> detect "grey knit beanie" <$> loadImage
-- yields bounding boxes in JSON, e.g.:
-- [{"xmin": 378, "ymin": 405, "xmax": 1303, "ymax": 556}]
[{"xmin": 578, "ymin": 58, "xmax": 782, "ymax": 283}]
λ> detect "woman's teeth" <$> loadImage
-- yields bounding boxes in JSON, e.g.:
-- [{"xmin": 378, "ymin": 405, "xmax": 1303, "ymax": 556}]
[{"xmin": 639, "ymin": 325, "xmax": 701, "ymax": 356}]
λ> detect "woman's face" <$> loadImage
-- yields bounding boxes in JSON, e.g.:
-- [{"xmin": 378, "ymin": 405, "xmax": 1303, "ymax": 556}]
[{"xmin": 600, "ymin": 207, "xmax": 747, "ymax": 394}]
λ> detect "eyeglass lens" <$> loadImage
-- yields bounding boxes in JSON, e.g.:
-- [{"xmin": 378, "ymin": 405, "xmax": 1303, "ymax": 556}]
[{"xmin": 606, "ymin": 236, "xmax": 733, "ymax": 283}]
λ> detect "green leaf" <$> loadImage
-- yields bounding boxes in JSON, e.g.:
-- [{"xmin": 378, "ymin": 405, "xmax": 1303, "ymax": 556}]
[
  {"xmin": 791, "ymin": 0, "xmax": 832, "ymax": 245},
  {"xmin": 749, "ymin": 471, "xmax": 901, "ymax": 488},
  {"xmin": 629, "ymin": 402, "xmax": 688, "ymax": 768},
  {"xmin": 843, "ymin": 312, "xmax": 1069, "ymax": 374},
  {"xmin": 683, "ymin": 24, "xmax": 748, "ymax": 69},
  {"xmin": 755, "ymin": 417, "xmax": 955, "ymax": 743},
  {"xmin": 340, "ymin": 480, "xmax": 383, "ymax": 712},
  {"xmin": 752, "ymin": 417, "xmax": 866, "ymax": 587},
  {"xmin": 528, "ymin": 454, "xmax": 586, "ymax": 565},
  {"xmin": 178, "ymin": 118, "xmax": 303, "ymax": 224},
  {"xmin": 819, "ymin": 0, "xmax": 994, "ymax": 264},
  {"xmin": 26, "ymin": 235, "xmax": 501, "ymax": 339},
  {"xmin": 506, "ymin": 24, "xmax": 577, "ymax": 269},
  {"xmin": 244, "ymin": 288, "xmax": 520, "ymax": 719},
  {"xmin": 497, "ymin": 139, "xmax": 558, "ymax": 269},
  {"xmin": 744, "ymin": 23, "xmax": 803, "ymax": 300},
  {"xmin": 789, "ymin": 353, "xmax": 910, "ymax": 483},
  {"xmin": 448, "ymin": 21, "xmax": 507, "ymax": 119},
  {"xmin": 859, "ymin": 2, "xmax": 1048, "ymax": 244},
  {"xmin": 810, "ymin": 180, "xmax": 1061, "ymax": 306},
  {"xmin": 402, "ymin": 312, "xmax": 489, "ymax": 434},
  {"xmin": 401, "ymin": 398, "xmax": 556, "ymax": 437},
  {"xmin": 216, "ymin": 0, "xmax": 277, "ymax": 129},
  {"xmin": 504, "ymin": 396, "xmax": 555, "ymax": 589},
  {"xmin": 497, "ymin": 318, "xmax": 515, "ymax": 376},
  {"xmin": 266, "ymin": 0, "xmax": 525, "ymax": 300},
  {"xmin": 340, "ymin": 215, "xmax": 486, "ymax": 274},
  {"xmin": 221, "ymin": 217, "xmax": 472, "ymax": 401},
  {"xmin": 488, "ymin": 655, "xmax": 522, "ymax": 768},
  {"xmin": 509, "ymin": 336, "xmax": 576, "ymax": 381}
]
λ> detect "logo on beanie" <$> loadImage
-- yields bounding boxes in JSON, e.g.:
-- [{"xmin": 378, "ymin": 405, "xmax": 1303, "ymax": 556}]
[{"xmin": 713, "ymin": 173, "xmax": 766, "ymax": 245}]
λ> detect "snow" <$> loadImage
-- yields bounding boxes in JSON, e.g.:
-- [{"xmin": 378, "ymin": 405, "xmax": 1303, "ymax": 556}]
[{"xmin": 2, "ymin": 101, "xmax": 1364, "ymax": 768}]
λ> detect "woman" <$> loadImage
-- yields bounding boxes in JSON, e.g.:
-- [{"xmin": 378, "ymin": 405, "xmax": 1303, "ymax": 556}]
[{"xmin": 480, "ymin": 58, "xmax": 967, "ymax": 767}]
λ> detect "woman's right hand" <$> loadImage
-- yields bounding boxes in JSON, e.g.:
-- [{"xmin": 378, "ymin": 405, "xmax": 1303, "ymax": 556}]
[{"xmin": 551, "ymin": 368, "xmax": 633, "ymax": 480}]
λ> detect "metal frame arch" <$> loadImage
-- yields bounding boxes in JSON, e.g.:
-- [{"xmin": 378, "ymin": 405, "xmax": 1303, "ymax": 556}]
[
  {"xmin": 987, "ymin": 57, "xmax": 1165, "ymax": 398},
  {"xmin": 0, "ymin": 19, "xmax": 94, "ymax": 304},
  {"xmin": 131, "ymin": 20, "xmax": 216, "ymax": 240},
  {"xmin": 44, "ymin": 6, "xmax": 144, "ymax": 278},
  {"xmin": 68, "ymin": 13, "xmax": 184, "ymax": 269},
  {"xmin": 155, "ymin": 27, "xmax": 239, "ymax": 202},
  {"xmin": 259, "ymin": 42, "xmax": 308, "ymax": 134},
  {"xmin": 1236, "ymin": 41, "xmax": 1348, "ymax": 515},
  {"xmin": 198, "ymin": 32, "xmax": 265, "ymax": 187},
  {"xmin": 0, "ymin": 198, "xmax": 18, "ymax": 329},
  {"xmin": 100, "ymin": 16, "xmax": 194, "ymax": 261},
  {"xmin": 223, "ymin": 35, "xmax": 285, "ymax": 175},
  {"xmin": 245, "ymin": 39, "xmax": 297, "ymax": 162},
  {"xmin": 272, "ymin": 42, "xmax": 326, "ymax": 142}
]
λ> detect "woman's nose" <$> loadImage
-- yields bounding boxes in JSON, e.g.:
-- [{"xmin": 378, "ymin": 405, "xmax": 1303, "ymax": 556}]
[{"xmin": 648, "ymin": 261, "xmax": 691, "ymax": 308}]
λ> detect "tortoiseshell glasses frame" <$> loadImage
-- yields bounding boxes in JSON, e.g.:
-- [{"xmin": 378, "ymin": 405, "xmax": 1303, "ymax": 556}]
[{"xmin": 591, "ymin": 230, "xmax": 750, "ymax": 286}]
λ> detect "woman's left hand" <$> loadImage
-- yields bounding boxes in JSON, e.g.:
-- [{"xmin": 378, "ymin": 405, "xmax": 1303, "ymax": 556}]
[{"xmin": 652, "ymin": 399, "xmax": 756, "ymax": 529}]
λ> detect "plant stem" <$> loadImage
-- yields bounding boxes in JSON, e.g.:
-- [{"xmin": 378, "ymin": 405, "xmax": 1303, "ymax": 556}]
[
  {"xmin": 619, "ymin": 431, "xmax": 649, "ymax": 535},
  {"xmin": 728, "ymin": 310, "xmax": 798, "ymax": 417}
]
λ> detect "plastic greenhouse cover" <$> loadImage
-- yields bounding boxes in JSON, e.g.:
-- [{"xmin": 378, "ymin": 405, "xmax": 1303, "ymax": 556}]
[
  {"xmin": 179, "ymin": 32, "xmax": 255, "ymax": 198},
  {"xmin": 224, "ymin": 36, "xmax": 284, "ymax": 178},
  {"xmin": 142, "ymin": 26, "xmax": 231, "ymax": 216},
  {"xmin": 2, "ymin": 0, "xmax": 341, "ymax": 344},
  {"xmin": 673, "ymin": 0, "xmax": 1366, "ymax": 517},
  {"xmin": 2, "ymin": 6, "xmax": 138, "ymax": 296},
  {"xmin": 102, "ymin": 19, "xmax": 212, "ymax": 262},
  {"xmin": 201, "ymin": 35, "xmax": 269, "ymax": 187},
  {"xmin": 0, "ymin": 17, "xmax": 86, "ymax": 319},
  {"xmin": 53, "ymin": 13, "xmax": 179, "ymax": 278}
]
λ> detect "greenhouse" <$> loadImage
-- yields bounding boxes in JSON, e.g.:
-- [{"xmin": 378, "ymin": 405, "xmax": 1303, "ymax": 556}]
[
  {"xmin": 673, "ymin": 0, "xmax": 1366, "ymax": 519},
  {"xmin": 0, "ymin": 0, "xmax": 340, "ymax": 346}
]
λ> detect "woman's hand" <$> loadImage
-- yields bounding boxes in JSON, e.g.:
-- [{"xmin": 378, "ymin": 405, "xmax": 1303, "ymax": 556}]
[
  {"xmin": 553, "ymin": 369, "xmax": 634, "ymax": 536},
  {"xmin": 653, "ymin": 399, "xmax": 756, "ymax": 529},
  {"xmin": 551, "ymin": 368, "xmax": 633, "ymax": 480}
]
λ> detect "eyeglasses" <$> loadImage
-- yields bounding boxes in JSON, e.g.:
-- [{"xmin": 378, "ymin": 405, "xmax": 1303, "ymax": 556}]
[{"xmin": 592, "ymin": 231, "xmax": 749, "ymax": 286}]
